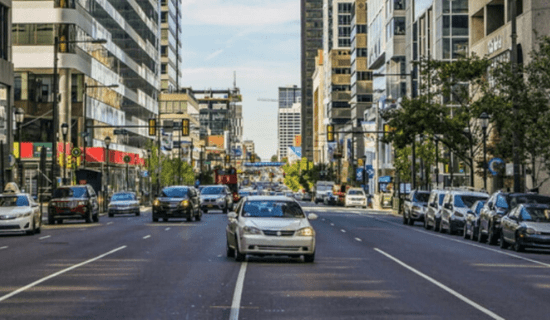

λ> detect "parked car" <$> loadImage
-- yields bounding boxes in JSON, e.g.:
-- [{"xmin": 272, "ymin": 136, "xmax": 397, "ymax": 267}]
[
  {"xmin": 344, "ymin": 188, "xmax": 367, "ymax": 208},
  {"xmin": 48, "ymin": 185, "xmax": 100, "ymax": 224},
  {"xmin": 225, "ymin": 196, "xmax": 317, "ymax": 262},
  {"xmin": 200, "ymin": 185, "xmax": 234, "ymax": 213},
  {"xmin": 479, "ymin": 192, "xmax": 550, "ymax": 245},
  {"xmin": 152, "ymin": 186, "xmax": 201, "ymax": 222},
  {"xmin": 0, "ymin": 193, "xmax": 42, "ymax": 235},
  {"xmin": 403, "ymin": 190, "xmax": 430, "ymax": 225},
  {"xmin": 463, "ymin": 200, "xmax": 486, "ymax": 240},
  {"xmin": 440, "ymin": 190, "xmax": 488, "ymax": 235},
  {"xmin": 500, "ymin": 203, "xmax": 550, "ymax": 252},
  {"xmin": 323, "ymin": 191, "xmax": 339, "ymax": 206},
  {"xmin": 424, "ymin": 189, "xmax": 447, "ymax": 231},
  {"xmin": 108, "ymin": 192, "xmax": 140, "ymax": 217}
]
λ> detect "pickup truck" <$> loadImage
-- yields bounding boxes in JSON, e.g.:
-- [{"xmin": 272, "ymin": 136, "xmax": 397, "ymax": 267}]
[{"xmin": 403, "ymin": 190, "xmax": 430, "ymax": 225}]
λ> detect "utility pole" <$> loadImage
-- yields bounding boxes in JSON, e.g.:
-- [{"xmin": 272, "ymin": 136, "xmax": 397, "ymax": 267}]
[{"xmin": 510, "ymin": 0, "xmax": 521, "ymax": 192}]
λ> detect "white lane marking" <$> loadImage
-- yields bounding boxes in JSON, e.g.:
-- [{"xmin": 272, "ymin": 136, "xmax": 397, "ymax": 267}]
[
  {"xmin": 0, "ymin": 246, "xmax": 7, "ymax": 250},
  {"xmin": 0, "ymin": 246, "xmax": 126, "ymax": 303},
  {"xmin": 106, "ymin": 222, "xmax": 113, "ymax": 225},
  {"xmin": 165, "ymin": 227, "xmax": 170, "ymax": 231},
  {"xmin": 229, "ymin": 262, "xmax": 248, "ymax": 320},
  {"xmin": 341, "ymin": 229, "xmax": 346, "ymax": 233},
  {"xmin": 330, "ymin": 223, "xmax": 334, "ymax": 226},
  {"xmin": 372, "ymin": 216, "xmax": 550, "ymax": 268},
  {"xmin": 38, "ymin": 235, "xmax": 51, "ymax": 240},
  {"xmin": 143, "ymin": 235, "xmax": 151, "ymax": 239},
  {"xmin": 355, "ymin": 238, "xmax": 362, "ymax": 242},
  {"xmin": 375, "ymin": 248, "xmax": 505, "ymax": 320}
]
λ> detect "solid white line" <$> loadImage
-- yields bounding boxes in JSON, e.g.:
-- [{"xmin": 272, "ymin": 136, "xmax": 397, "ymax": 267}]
[
  {"xmin": 143, "ymin": 235, "xmax": 151, "ymax": 239},
  {"xmin": 355, "ymin": 237, "xmax": 362, "ymax": 242},
  {"xmin": 0, "ymin": 246, "xmax": 7, "ymax": 250},
  {"xmin": 38, "ymin": 235, "xmax": 51, "ymax": 240},
  {"xmin": 0, "ymin": 245, "xmax": 126, "ymax": 303},
  {"xmin": 341, "ymin": 229, "xmax": 346, "ymax": 233},
  {"xmin": 165, "ymin": 227, "xmax": 170, "ymax": 231},
  {"xmin": 229, "ymin": 262, "xmax": 248, "ymax": 320},
  {"xmin": 375, "ymin": 248, "xmax": 504, "ymax": 320}
]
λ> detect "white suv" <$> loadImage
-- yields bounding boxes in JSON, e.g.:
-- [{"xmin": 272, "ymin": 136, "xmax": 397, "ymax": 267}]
[
  {"xmin": 439, "ymin": 190, "xmax": 488, "ymax": 235},
  {"xmin": 345, "ymin": 188, "xmax": 367, "ymax": 208}
]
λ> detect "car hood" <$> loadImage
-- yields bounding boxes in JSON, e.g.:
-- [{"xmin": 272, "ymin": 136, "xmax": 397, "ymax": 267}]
[
  {"xmin": 110, "ymin": 200, "xmax": 138, "ymax": 206},
  {"xmin": 201, "ymin": 195, "xmax": 224, "ymax": 200},
  {"xmin": 52, "ymin": 197, "xmax": 87, "ymax": 201},
  {"xmin": 0, "ymin": 207, "xmax": 30, "ymax": 217},
  {"xmin": 158, "ymin": 197, "xmax": 186, "ymax": 202},
  {"xmin": 523, "ymin": 222, "xmax": 550, "ymax": 233},
  {"xmin": 244, "ymin": 218, "xmax": 310, "ymax": 230},
  {"xmin": 413, "ymin": 202, "xmax": 427, "ymax": 207}
]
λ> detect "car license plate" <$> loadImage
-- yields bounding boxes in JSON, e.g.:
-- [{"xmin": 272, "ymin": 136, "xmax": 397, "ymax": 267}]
[{"xmin": 207, "ymin": 204, "xmax": 214, "ymax": 208}]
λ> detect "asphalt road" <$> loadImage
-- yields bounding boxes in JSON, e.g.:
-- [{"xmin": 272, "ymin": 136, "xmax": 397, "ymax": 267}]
[{"xmin": 1, "ymin": 202, "xmax": 550, "ymax": 319}]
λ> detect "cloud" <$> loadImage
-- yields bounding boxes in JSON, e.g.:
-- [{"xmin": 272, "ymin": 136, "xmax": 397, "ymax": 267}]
[
  {"xmin": 205, "ymin": 49, "xmax": 224, "ymax": 61},
  {"xmin": 182, "ymin": 1, "xmax": 299, "ymax": 26}
]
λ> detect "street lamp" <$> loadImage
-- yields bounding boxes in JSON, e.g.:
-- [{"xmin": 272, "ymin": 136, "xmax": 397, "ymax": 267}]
[
  {"xmin": 15, "ymin": 108, "xmax": 25, "ymax": 188},
  {"xmin": 51, "ymin": 37, "xmax": 107, "ymax": 191},
  {"xmin": 147, "ymin": 149, "xmax": 152, "ymax": 205},
  {"xmin": 82, "ymin": 83, "xmax": 118, "ymax": 168},
  {"xmin": 104, "ymin": 136, "xmax": 111, "ymax": 211},
  {"xmin": 479, "ymin": 112, "xmax": 490, "ymax": 191},
  {"xmin": 61, "ymin": 123, "xmax": 69, "ymax": 185}
]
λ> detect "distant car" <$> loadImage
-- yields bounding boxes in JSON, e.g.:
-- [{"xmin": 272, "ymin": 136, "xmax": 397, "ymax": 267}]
[
  {"xmin": 403, "ymin": 190, "xmax": 430, "ymax": 225},
  {"xmin": 152, "ymin": 186, "xmax": 201, "ymax": 222},
  {"xmin": 108, "ymin": 192, "xmax": 140, "ymax": 217},
  {"xmin": 225, "ymin": 196, "xmax": 317, "ymax": 262},
  {"xmin": 463, "ymin": 200, "xmax": 486, "ymax": 241},
  {"xmin": 200, "ymin": 185, "xmax": 233, "ymax": 213},
  {"xmin": 345, "ymin": 188, "xmax": 367, "ymax": 208},
  {"xmin": 500, "ymin": 203, "xmax": 550, "ymax": 252},
  {"xmin": 440, "ymin": 190, "xmax": 488, "ymax": 235},
  {"xmin": 323, "ymin": 191, "xmax": 339, "ymax": 206},
  {"xmin": 48, "ymin": 185, "xmax": 100, "ymax": 224},
  {"xmin": 0, "ymin": 193, "xmax": 42, "ymax": 235},
  {"xmin": 302, "ymin": 192, "xmax": 312, "ymax": 202}
]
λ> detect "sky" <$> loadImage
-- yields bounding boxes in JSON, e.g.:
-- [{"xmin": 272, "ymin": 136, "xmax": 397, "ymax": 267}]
[{"xmin": 181, "ymin": 0, "xmax": 301, "ymax": 161}]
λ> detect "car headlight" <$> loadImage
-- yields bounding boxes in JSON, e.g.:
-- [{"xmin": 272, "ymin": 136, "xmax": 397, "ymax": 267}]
[
  {"xmin": 180, "ymin": 200, "xmax": 189, "ymax": 207},
  {"xmin": 153, "ymin": 199, "xmax": 160, "ymax": 207},
  {"xmin": 77, "ymin": 201, "xmax": 87, "ymax": 206},
  {"xmin": 296, "ymin": 227, "xmax": 315, "ymax": 237},
  {"xmin": 216, "ymin": 197, "xmax": 225, "ymax": 203},
  {"xmin": 526, "ymin": 228, "xmax": 537, "ymax": 235},
  {"xmin": 16, "ymin": 211, "xmax": 32, "ymax": 218},
  {"xmin": 242, "ymin": 226, "xmax": 262, "ymax": 235}
]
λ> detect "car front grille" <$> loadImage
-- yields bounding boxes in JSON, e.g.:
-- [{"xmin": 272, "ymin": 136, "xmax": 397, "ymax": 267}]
[
  {"xmin": 256, "ymin": 246, "xmax": 301, "ymax": 251},
  {"xmin": 0, "ymin": 225, "xmax": 20, "ymax": 230},
  {"xmin": 262, "ymin": 230, "xmax": 295, "ymax": 237}
]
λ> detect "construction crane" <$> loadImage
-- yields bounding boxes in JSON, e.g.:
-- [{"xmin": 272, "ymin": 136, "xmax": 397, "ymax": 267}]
[{"xmin": 257, "ymin": 98, "xmax": 278, "ymax": 102}]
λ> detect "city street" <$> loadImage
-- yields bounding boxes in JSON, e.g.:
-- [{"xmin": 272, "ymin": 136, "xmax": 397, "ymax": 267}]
[{"xmin": 1, "ymin": 203, "xmax": 550, "ymax": 319}]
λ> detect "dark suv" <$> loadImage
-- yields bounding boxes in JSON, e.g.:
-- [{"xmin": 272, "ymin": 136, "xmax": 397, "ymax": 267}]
[
  {"xmin": 403, "ymin": 190, "xmax": 430, "ymax": 225},
  {"xmin": 152, "ymin": 186, "xmax": 200, "ymax": 222},
  {"xmin": 48, "ymin": 185, "xmax": 99, "ymax": 224},
  {"xmin": 479, "ymin": 192, "xmax": 550, "ymax": 245}
]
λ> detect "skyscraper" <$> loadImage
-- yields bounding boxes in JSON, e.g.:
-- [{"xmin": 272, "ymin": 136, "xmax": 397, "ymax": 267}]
[
  {"xmin": 160, "ymin": 0, "xmax": 183, "ymax": 92},
  {"xmin": 278, "ymin": 85, "xmax": 301, "ymax": 109},
  {"xmin": 301, "ymin": 0, "xmax": 323, "ymax": 162}
]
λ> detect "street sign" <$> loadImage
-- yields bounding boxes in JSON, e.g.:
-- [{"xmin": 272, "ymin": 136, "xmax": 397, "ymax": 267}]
[
  {"xmin": 365, "ymin": 165, "xmax": 374, "ymax": 179},
  {"xmin": 71, "ymin": 148, "xmax": 82, "ymax": 158},
  {"xmin": 204, "ymin": 161, "xmax": 211, "ymax": 165},
  {"xmin": 123, "ymin": 155, "xmax": 131, "ymax": 163}
]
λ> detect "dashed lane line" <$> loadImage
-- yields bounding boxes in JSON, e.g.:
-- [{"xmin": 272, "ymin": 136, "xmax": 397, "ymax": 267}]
[
  {"xmin": 106, "ymin": 222, "xmax": 113, "ymax": 225},
  {"xmin": 0, "ymin": 246, "xmax": 7, "ymax": 250},
  {"xmin": 341, "ymin": 229, "xmax": 346, "ymax": 233},
  {"xmin": 38, "ymin": 235, "xmax": 51, "ymax": 240},
  {"xmin": 143, "ymin": 235, "xmax": 151, "ymax": 239},
  {"xmin": 165, "ymin": 227, "xmax": 170, "ymax": 231},
  {"xmin": 355, "ymin": 238, "xmax": 362, "ymax": 242},
  {"xmin": 229, "ymin": 262, "xmax": 248, "ymax": 320}
]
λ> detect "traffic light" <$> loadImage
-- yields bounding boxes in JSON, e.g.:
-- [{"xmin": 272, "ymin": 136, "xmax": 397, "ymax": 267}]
[
  {"xmin": 148, "ymin": 118, "xmax": 156, "ymax": 136},
  {"xmin": 225, "ymin": 154, "xmax": 230, "ymax": 164},
  {"xmin": 250, "ymin": 154, "xmax": 255, "ymax": 163},
  {"xmin": 327, "ymin": 124, "xmax": 334, "ymax": 142},
  {"xmin": 182, "ymin": 119, "xmax": 189, "ymax": 136}
]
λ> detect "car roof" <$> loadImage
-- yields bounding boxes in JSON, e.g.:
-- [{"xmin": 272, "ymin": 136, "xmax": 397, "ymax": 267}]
[
  {"xmin": 446, "ymin": 190, "xmax": 488, "ymax": 197},
  {"xmin": 519, "ymin": 202, "xmax": 550, "ymax": 208},
  {"xmin": 244, "ymin": 195, "xmax": 296, "ymax": 202},
  {"xmin": 113, "ymin": 191, "xmax": 136, "ymax": 195}
]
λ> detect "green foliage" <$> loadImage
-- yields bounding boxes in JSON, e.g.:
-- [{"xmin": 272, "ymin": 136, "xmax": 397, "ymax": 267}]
[
  {"xmin": 160, "ymin": 158, "xmax": 195, "ymax": 186},
  {"xmin": 282, "ymin": 158, "xmax": 318, "ymax": 191}
]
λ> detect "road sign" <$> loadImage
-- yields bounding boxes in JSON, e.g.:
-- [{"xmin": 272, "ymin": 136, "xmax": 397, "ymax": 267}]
[
  {"xmin": 123, "ymin": 155, "xmax": 131, "ymax": 163},
  {"xmin": 204, "ymin": 161, "xmax": 211, "ymax": 165},
  {"xmin": 488, "ymin": 158, "xmax": 505, "ymax": 176},
  {"xmin": 365, "ymin": 165, "xmax": 374, "ymax": 179},
  {"xmin": 71, "ymin": 148, "xmax": 82, "ymax": 157}
]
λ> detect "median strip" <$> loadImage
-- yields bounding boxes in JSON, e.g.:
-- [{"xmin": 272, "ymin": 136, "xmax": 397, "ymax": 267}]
[{"xmin": 0, "ymin": 245, "xmax": 127, "ymax": 303}]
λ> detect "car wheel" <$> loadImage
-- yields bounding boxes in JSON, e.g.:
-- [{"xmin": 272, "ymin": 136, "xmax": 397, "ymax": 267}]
[
  {"xmin": 434, "ymin": 219, "xmax": 441, "ymax": 232},
  {"xmin": 186, "ymin": 214, "xmax": 192, "ymax": 222},
  {"xmin": 108, "ymin": 212, "xmax": 114, "ymax": 217},
  {"xmin": 463, "ymin": 224, "xmax": 470, "ymax": 239},
  {"xmin": 478, "ymin": 228, "xmax": 486, "ymax": 243},
  {"xmin": 235, "ymin": 238, "xmax": 246, "ymax": 262},
  {"xmin": 223, "ymin": 204, "xmax": 229, "ymax": 214},
  {"xmin": 56, "ymin": 219, "xmax": 63, "ymax": 224},
  {"xmin": 472, "ymin": 226, "xmax": 479, "ymax": 241},
  {"xmin": 424, "ymin": 218, "xmax": 429, "ymax": 230},
  {"xmin": 449, "ymin": 221, "xmax": 456, "ymax": 235},
  {"xmin": 85, "ymin": 211, "xmax": 93, "ymax": 223},
  {"xmin": 195, "ymin": 209, "xmax": 201, "ymax": 221},
  {"xmin": 203, "ymin": 209, "xmax": 208, "ymax": 214},
  {"xmin": 26, "ymin": 219, "xmax": 36, "ymax": 236},
  {"xmin": 513, "ymin": 235, "xmax": 524, "ymax": 252},
  {"xmin": 403, "ymin": 212, "xmax": 409, "ymax": 225},
  {"xmin": 35, "ymin": 218, "xmax": 41, "ymax": 234},
  {"xmin": 408, "ymin": 216, "xmax": 415, "ymax": 226},
  {"xmin": 488, "ymin": 227, "xmax": 498, "ymax": 245},
  {"xmin": 304, "ymin": 252, "xmax": 315, "ymax": 263},
  {"xmin": 92, "ymin": 213, "xmax": 99, "ymax": 223},
  {"xmin": 152, "ymin": 216, "xmax": 159, "ymax": 222},
  {"xmin": 226, "ymin": 242, "xmax": 235, "ymax": 257},
  {"xmin": 136, "ymin": 210, "xmax": 140, "ymax": 216},
  {"xmin": 48, "ymin": 213, "xmax": 55, "ymax": 225},
  {"xmin": 500, "ymin": 233, "xmax": 509, "ymax": 249},
  {"xmin": 163, "ymin": 218, "xmax": 169, "ymax": 222}
]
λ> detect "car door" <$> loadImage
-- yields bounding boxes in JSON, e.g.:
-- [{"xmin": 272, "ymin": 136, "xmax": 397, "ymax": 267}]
[
  {"xmin": 226, "ymin": 199, "xmax": 243, "ymax": 246},
  {"xmin": 502, "ymin": 207, "xmax": 520, "ymax": 243},
  {"xmin": 87, "ymin": 185, "xmax": 99, "ymax": 214},
  {"xmin": 426, "ymin": 192, "xmax": 436, "ymax": 222},
  {"xmin": 441, "ymin": 193, "xmax": 451, "ymax": 224},
  {"xmin": 480, "ymin": 194, "xmax": 495, "ymax": 232}
]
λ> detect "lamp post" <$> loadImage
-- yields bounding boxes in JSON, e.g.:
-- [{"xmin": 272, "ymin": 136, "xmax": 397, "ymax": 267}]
[
  {"xmin": 61, "ymin": 123, "xmax": 68, "ymax": 185},
  {"xmin": 480, "ymin": 112, "xmax": 490, "ymax": 191},
  {"xmin": 52, "ymin": 37, "xmax": 107, "ymax": 191},
  {"xmin": 82, "ymin": 83, "xmax": 118, "ymax": 168},
  {"xmin": 15, "ymin": 108, "xmax": 25, "ymax": 188},
  {"xmin": 104, "ymin": 136, "xmax": 111, "ymax": 212},
  {"xmin": 147, "ymin": 149, "xmax": 151, "ymax": 205}
]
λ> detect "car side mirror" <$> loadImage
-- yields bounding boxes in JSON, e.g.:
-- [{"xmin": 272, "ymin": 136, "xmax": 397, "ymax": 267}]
[
  {"xmin": 444, "ymin": 203, "xmax": 452, "ymax": 210},
  {"xmin": 308, "ymin": 213, "xmax": 318, "ymax": 220},
  {"xmin": 488, "ymin": 202, "xmax": 494, "ymax": 210},
  {"xmin": 227, "ymin": 212, "xmax": 238, "ymax": 220}
]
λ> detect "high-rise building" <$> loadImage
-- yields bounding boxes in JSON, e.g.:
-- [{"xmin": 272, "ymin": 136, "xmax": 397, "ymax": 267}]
[
  {"xmin": 301, "ymin": 0, "xmax": 323, "ymax": 162},
  {"xmin": 160, "ymin": 0, "xmax": 183, "ymax": 92},
  {"xmin": 0, "ymin": 0, "xmax": 13, "ymax": 187},
  {"xmin": 243, "ymin": 140, "xmax": 255, "ymax": 159},
  {"xmin": 12, "ymin": 0, "xmax": 160, "ymax": 192},
  {"xmin": 312, "ymin": 49, "xmax": 325, "ymax": 164},
  {"xmin": 278, "ymin": 102, "xmax": 302, "ymax": 161},
  {"xmin": 278, "ymin": 85, "xmax": 301, "ymax": 109}
]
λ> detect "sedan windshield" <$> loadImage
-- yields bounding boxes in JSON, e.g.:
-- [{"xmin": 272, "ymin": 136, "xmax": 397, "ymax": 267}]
[
  {"xmin": 161, "ymin": 187, "xmax": 188, "ymax": 198},
  {"xmin": 201, "ymin": 187, "xmax": 225, "ymax": 195},
  {"xmin": 242, "ymin": 201, "xmax": 305, "ymax": 218},
  {"xmin": 414, "ymin": 192, "xmax": 430, "ymax": 202},
  {"xmin": 53, "ymin": 187, "xmax": 87, "ymax": 199},
  {"xmin": 521, "ymin": 207, "xmax": 550, "ymax": 222},
  {"xmin": 454, "ymin": 195, "xmax": 488, "ymax": 208},
  {"xmin": 348, "ymin": 190, "xmax": 364, "ymax": 195},
  {"xmin": 0, "ymin": 196, "xmax": 28, "ymax": 207},
  {"xmin": 510, "ymin": 195, "xmax": 550, "ymax": 208},
  {"xmin": 112, "ymin": 193, "xmax": 136, "ymax": 201}
]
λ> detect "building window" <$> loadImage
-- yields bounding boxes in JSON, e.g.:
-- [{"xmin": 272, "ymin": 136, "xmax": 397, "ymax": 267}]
[
  {"xmin": 161, "ymin": 12, "xmax": 168, "ymax": 23},
  {"xmin": 161, "ymin": 45, "xmax": 168, "ymax": 56},
  {"xmin": 394, "ymin": 17, "xmax": 406, "ymax": 35},
  {"xmin": 357, "ymin": 25, "xmax": 367, "ymax": 34},
  {"xmin": 394, "ymin": 0, "xmax": 405, "ymax": 10},
  {"xmin": 338, "ymin": 3, "xmax": 352, "ymax": 13}
]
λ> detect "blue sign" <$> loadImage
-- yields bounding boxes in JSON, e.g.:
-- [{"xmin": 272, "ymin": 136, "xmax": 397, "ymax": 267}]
[
  {"xmin": 488, "ymin": 158, "xmax": 505, "ymax": 176},
  {"xmin": 142, "ymin": 170, "xmax": 149, "ymax": 178},
  {"xmin": 356, "ymin": 168, "xmax": 364, "ymax": 181},
  {"xmin": 365, "ymin": 165, "xmax": 374, "ymax": 179},
  {"xmin": 379, "ymin": 176, "xmax": 392, "ymax": 183},
  {"xmin": 232, "ymin": 148, "xmax": 242, "ymax": 157},
  {"xmin": 244, "ymin": 162, "xmax": 285, "ymax": 167}
]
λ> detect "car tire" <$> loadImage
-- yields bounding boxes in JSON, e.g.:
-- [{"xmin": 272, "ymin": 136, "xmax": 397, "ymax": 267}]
[
  {"xmin": 163, "ymin": 218, "xmax": 169, "ymax": 222},
  {"xmin": 463, "ymin": 225, "xmax": 470, "ymax": 239},
  {"xmin": 56, "ymin": 219, "xmax": 63, "ymax": 224},
  {"xmin": 186, "ymin": 215, "xmax": 192, "ymax": 222},
  {"xmin": 48, "ymin": 213, "xmax": 55, "ymax": 225},
  {"xmin": 223, "ymin": 203, "xmax": 228, "ymax": 214},
  {"xmin": 304, "ymin": 252, "xmax": 315, "ymax": 263},
  {"xmin": 408, "ymin": 216, "xmax": 415, "ymax": 226},
  {"xmin": 472, "ymin": 226, "xmax": 479, "ymax": 241},
  {"xmin": 26, "ymin": 220, "xmax": 36, "ymax": 236},
  {"xmin": 235, "ymin": 238, "xmax": 245, "ymax": 262},
  {"xmin": 478, "ymin": 228, "xmax": 486, "ymax": 243},
  {"xmin": 152, "ymin": 216, "xmax": 159, "ymax": 222},
  {"xmin": 226, "ymin": 242, "xmax": 235, "ymax": 257},
  {"xmin": 514, "ymin": 234, "xmax": 524, "ymax": 252},
  {"xmin": 488, "ymin": 227, "xmax": 498, "ymax": 245},
  {"xmin": 434, "ymin": 219, "xmax": 441, "ymax": 232},
  {"xmin": 500, "ymin": 233, "xmax": 509, "ymax": 249},
  {"xmin": 136, "ymin": 210, "xmax": 140, "ymax": 216},
  {"xmin": 403, "ymin": 212, "xmax": 409, "ymax": 225},
  {"xmin": 108, "ymin": 213, "xmax": 114, "ymax": 217},
  {"xmin": 449, "ymin": 221, "xmax": 456, "ymax": 235},
  {"xmin": 85, "ymin": 211, "xmax": 93, "ymax": 223},
  {"xmin": 439, "ymin": 221, "xmax": 446, "ymax": 233},
  {"xmin": 424, "ymin": 218, "xmax": 430, "ymax": 230},
  {"xmin": 203, "ymin": 209, "xmax": 208, "ymax": 214},
  {"xmin": 92, "ymin": 213, "xmax": 99, "ymax": 223},
  {"xmin": 35, "ymin": 218, "xmax": 41, "ymax": 234}
]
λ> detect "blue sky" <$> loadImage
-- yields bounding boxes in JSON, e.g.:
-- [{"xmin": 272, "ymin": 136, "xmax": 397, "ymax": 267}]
[{"xmin": 181, "ymin": 0, "xmax": 300, "ymax": 160}]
